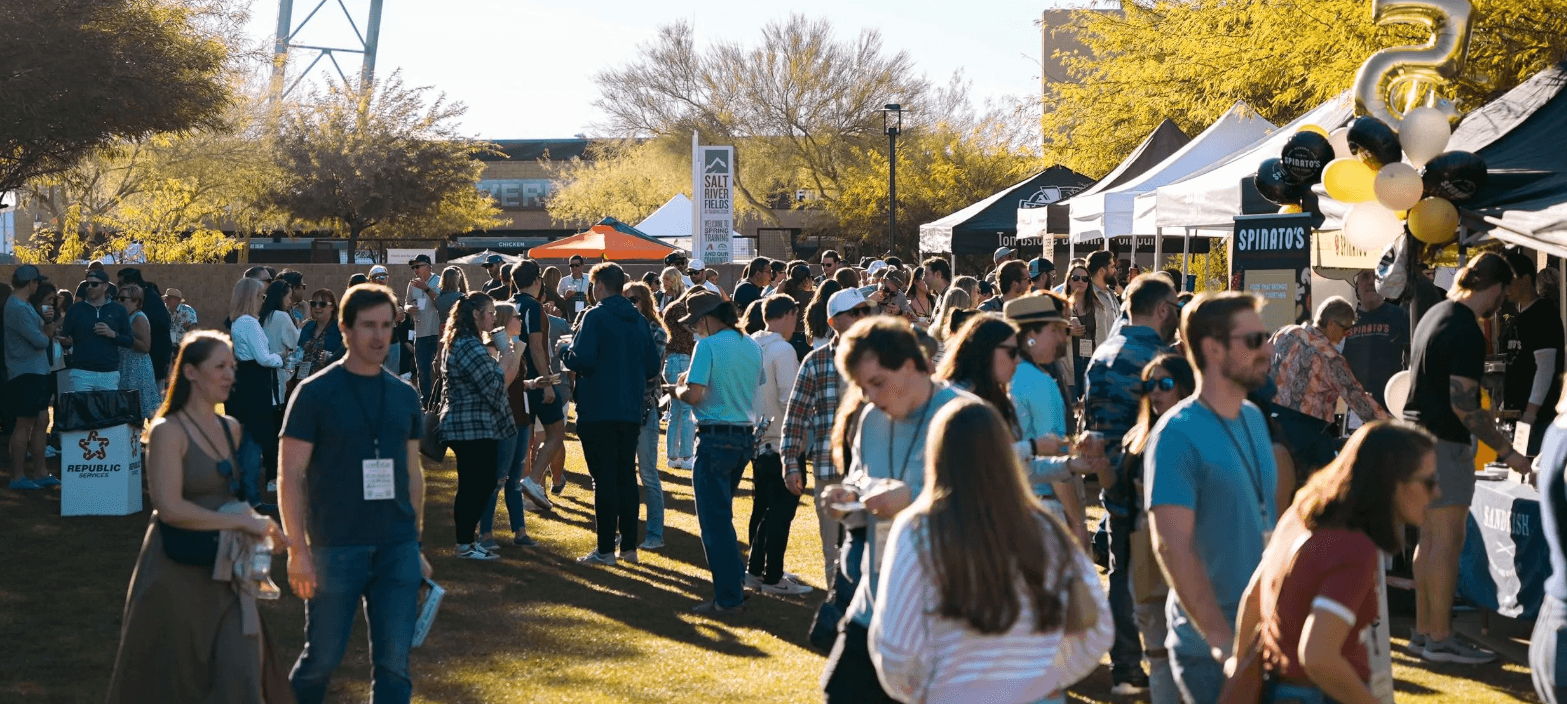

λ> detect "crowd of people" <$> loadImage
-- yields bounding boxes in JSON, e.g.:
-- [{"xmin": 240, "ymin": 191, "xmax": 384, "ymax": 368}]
[{"xmin": 8, "ymin": 243, "xmax": 1567, "ymax": 704}]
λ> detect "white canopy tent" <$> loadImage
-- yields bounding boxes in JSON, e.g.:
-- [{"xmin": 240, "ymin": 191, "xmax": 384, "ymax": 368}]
[
  {"xmin": 1069, "ymin": 102, "xmax": 1276, "ymax": 244},
  {"xmin": 633, "ymin": 193, "xmax": 751, "ymax": 262}
]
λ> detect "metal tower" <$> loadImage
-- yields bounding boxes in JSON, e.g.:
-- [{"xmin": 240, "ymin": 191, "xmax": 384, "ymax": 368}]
[{"xmin": 269, "ymin": 0, "xmax": 384, "ymax": 99}]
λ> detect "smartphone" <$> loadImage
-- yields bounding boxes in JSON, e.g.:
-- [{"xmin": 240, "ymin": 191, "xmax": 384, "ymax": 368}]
[{"xmin": 830, "ymin": 501, "xmax": 865, "ymax": 512}]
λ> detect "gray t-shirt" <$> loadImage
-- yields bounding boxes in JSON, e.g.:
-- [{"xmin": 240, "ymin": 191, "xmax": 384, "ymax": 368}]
[
  {"xmin": 406, "ymin": 274, "xmax": 442, "ymax": 339},
  {"xmin": 4, "ymin": 295, "xmax": 50, "ymax": 378},
  {"xmin": 282, "ymin": 363, "xmax": 424, "ymax": 547}
]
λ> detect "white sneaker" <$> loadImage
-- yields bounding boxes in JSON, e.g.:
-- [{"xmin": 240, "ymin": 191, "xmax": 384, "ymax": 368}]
[
  {"xmin": 743, "ymin": 573, "xmax": 763, "ymax": 590},
  {"xmin": 455, "ymin": 543, "xmax": 499, "ymax": 560},
  {"xmin": 520, "ymin": 477, "xmax": 553, "ymax": 510},
  {"xmin": 758, "ymin": 577, "xmax": 814, "ymax": 596}
]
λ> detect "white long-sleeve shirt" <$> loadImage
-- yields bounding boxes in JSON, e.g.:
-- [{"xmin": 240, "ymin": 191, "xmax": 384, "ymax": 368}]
[
  {"xmin": 869, "ymin": 512, "xmax": 1113, "ymax": 704},
  {"xmin": 231, "ymin": 315, "xmax": 283, "ymax": 368},
  {"xmin": 263, "ymin": 310, "xmax": 301, "ymax": 403},
  {"xmin": 750, "ymin": 329, "xmax": 799, "ymax": 449}
]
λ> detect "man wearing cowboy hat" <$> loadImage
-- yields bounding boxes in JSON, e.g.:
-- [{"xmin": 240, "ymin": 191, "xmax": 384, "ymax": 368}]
[{"xmin": 164, "ymin": 288, "xmax": 198, "ymax": 345}]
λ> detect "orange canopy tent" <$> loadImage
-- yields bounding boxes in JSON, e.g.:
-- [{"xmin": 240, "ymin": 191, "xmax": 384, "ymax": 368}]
[{"xmin": 527, "ymin": 224, "xmax": 678, "ymax": 261}]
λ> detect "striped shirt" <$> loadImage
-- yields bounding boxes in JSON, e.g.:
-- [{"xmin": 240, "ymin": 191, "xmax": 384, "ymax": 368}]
[
  {"xmin": 868, "ymin": 513, "xmax": 1113, "ymax": 704},
  {"xmin": 781, "ymin": 339, "xmax": 843, "ymax": 478}
]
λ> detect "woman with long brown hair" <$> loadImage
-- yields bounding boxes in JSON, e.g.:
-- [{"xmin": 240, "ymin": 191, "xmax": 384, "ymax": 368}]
[
  {"xmin": 869, "ymin": 399, "xmax": 1111, "ymax": 703},
  {"xmin": 108, "ymin": 332, "xmax": 290, "ymax": 703},
  {"xmin": 625, "ymin": 282, "xmax": 670, "ymax": 550},
  {"xmin": 438, "ymin": 293, "xmax": 518, "ymax": 560},
  {"xmin": 1227, "ymin": 421, "xmax": 1438, "ymax": 704},
  {"xmin": 1065, "ymin": 263, "xmax": 1094, "ymax": 397}
]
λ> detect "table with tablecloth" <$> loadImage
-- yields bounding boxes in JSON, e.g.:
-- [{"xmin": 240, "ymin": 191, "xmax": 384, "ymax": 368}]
[{"xmin": 1458, "ymin": 479, "xmax": 1550, "ymax": 619}]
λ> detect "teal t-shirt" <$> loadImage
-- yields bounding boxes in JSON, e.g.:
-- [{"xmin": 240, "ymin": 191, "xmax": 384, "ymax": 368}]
[
  {"xmin": 1145, "ymin": 397, "xmax": 1277, "ymax": 658},
  {"xmin": 687, "ymin": 328, "xmax": 763, "ymax": 424}
]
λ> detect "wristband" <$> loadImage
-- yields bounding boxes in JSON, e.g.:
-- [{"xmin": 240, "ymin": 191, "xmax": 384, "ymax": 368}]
[{"xmin": 1497, "ymin": 447, "xmax": 1516, "ymax": 464}]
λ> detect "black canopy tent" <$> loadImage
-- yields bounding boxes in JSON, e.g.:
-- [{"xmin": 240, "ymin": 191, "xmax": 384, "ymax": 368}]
[{"xmin": 918, "ymin": 165, "xmax": 1094, "ymax": 256}]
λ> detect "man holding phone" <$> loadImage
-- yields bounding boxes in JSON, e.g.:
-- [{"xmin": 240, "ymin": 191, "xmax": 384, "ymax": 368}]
[{"xmin": 404, "ymin": 255, "xmax": 441, "ymax": 404}]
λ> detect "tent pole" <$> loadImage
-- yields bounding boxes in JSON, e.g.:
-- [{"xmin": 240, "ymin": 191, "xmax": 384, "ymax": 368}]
[
  {"xmin": 1559, "ymin": 257, "xmax": 1565, "ymax": 331},
  {"xmin": 1182, "ymin": 228, "xmax": 1191, "ymax": 280},
  {"xmin": 1154, "ymin": 231, "xmax": 1163, "ymax": 274}
]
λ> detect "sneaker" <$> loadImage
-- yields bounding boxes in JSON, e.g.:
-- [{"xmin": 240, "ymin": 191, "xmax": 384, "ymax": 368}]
[
  {"xmin": 639, "ymin": 537, "xmax": 665, "ymax": 551},
  {"xmin": 266, "ymin": 480, "xmax": 277, "ymax": 493},
  {"xmin": 576, "ymin": 550, "xmax": 617, "ymax": 566},
  {"xmin": 758, "ymin": 577, "xmax": 814, "ymax": 596},
  {"xmin": 1407, "ymin": 632, "xmax": 1428, "ymax": 655},
  {"xmin": 743, "ymin": 573, "xmax": 764, "ymax": 590},
  {"xmin": 691, "ymin": 600, "xmax": 745, "ymax": 617},
  {"xmin": 520, "ymin": 478, "xmax": 553, "ymax": 510},
  {"xmin": 33, "ymin": 475, "xmax": 60, "ymax": 488},
  {"xmin": 682, "ymin": 457, "xmax": 696, "ymax": 470},
  {"xmin": 8, "ymin": 477, "xmax": 40, "ymax": 490},
  {"xmin": 1111, "ymin": 671, "xmax": 1150, "ymax": 696},
  {"xmin": 1421, "ymin": 636, "xmax": 1496, "ymax": 664},
  {"xmin": 478, "ymin": 537, "xmax": 500, "ymax": 551},
  {"xmin": 618, "ymin": 549, "xmax": 639, "ymax": 564},
  {"xmin": 551, "ymin": 480, "xmax": 565, "ymax": 495},
  {"xmin": 455, "ymin": 543, "xmax": 500, "ymax": 561},
  {"xmin": 44, "ymin": 446, "xmax": 58, "ymax": 459},
  {"xmin": 512, "ymin": 533, "xmax": 538, "ymax": 547}
]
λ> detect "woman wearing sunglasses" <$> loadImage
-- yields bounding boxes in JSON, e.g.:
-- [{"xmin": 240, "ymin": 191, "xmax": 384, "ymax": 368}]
[
  {"xmin": 1113, "ymin": 353, "xmax": 1195, "ymax": 704},
  {"xmin": 1227, "ymin": 421, "xmax": 1437, "ymax": 704},
  {"xmin": 1065, "ymin": 264, "xmax": 1095, "ymax": 398},
  {"xmin": 293, "ymin": 289, "xmax": 343, "ymax": 388},
  {"xmin": 114, "ymin": 284, "xmax": 163, "ymax": 420}
]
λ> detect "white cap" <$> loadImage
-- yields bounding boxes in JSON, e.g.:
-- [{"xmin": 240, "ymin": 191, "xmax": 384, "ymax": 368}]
[
  {"xmin": 828, "ymin": 288, "xmax": 872, "ymax": 318},
  {"xmin": 690, "ymin": 259, "xmax": 706, "ymax": 271},
  {"xmin": 369, "ymin": 265, "xmax": 389, "ymax": 276},
  {"xmin": 866, "ymin": 260, "xmax": 887, "ymax": 275}
]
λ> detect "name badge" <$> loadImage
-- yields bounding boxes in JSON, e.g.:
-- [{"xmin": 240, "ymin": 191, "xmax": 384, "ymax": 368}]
[
  {"xmin": 417, "ymin": 296, "xmax": 428, "ymax": 311},
  {"xmin": 1078, "ymin": 338, "xmax": 1094, "ymax": 358},
  {"xmin": 363, "ymin": 458, "xmax": 395, "ymax": 501},
  {"xmin": 574, "ymin": 300, "xmax": 585, "ymax": 314}
]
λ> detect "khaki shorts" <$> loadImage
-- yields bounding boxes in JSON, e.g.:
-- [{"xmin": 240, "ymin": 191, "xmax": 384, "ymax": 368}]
[{"xmin": 1431, "ymin": 439, "xmax": 1477, "ymax": 509}]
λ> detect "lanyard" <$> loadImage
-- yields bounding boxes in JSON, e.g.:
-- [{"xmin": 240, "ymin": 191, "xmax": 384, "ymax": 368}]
[
  {"xmin": 886, "ymin": 382, "xmax": 938, "ymax": 484},
  {"xmin": 1200, "ymin": 399, "xmax": 1268, "ymax": 522},
  {"xmin": 349, "ymin": 372, "xmax": 388, "ymax": 458}
]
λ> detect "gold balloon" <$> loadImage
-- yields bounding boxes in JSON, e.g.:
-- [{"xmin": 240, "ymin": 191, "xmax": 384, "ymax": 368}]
[
  {"xmin": 1352, "ymin": 0, "xmax": 1475, "ymax": 126},
  {"xmin": 1279, "ymin": 204, "xmax": 1304, "ymax": 214},
  {"xmin": 1408, "ymin": 197, "xmax": 1459, "ymax": 244},
  {"xmin": 1324, "ymin": 157, "xmax": 1378, "ymax": 203},
  {"xmin": 1299, "ymin": 125, "xmax": 1329, "ymax": 138},
  {"xmin": 1396, "ymin": 209, "xmax": 1410, "ymax": 220}
]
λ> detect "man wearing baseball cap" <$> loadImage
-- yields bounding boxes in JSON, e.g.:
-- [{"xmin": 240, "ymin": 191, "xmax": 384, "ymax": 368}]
[
  {"xmin": 404, "ymin": 254, "xmax": 441, "ymax": 403},
  {"xmin": 6, "ymin": 265, "xmax": 59, "ymax": 489},
  {"xmin": 1029, "ymin": 256, "xmax": 1057, "ymax": 293},
  {"xmin": 58, "ymin": 268, "xmax": 133, "ymax": 392},
  {"xmin": 994, "ymin": 246, "xmax": 1015, "ymax": 265},
  {"xmin": 480, "ymin": 254, "xmax": 509, "ymax": 298},
  {"xmin": 779, "ymin": 286, "xmax": 874, "ymax": 586}
]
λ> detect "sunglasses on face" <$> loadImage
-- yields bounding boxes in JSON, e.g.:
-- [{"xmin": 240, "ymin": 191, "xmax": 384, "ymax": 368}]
[
  {"xmin": 1142, "ymin": 377, "xmax": 1177, "ymax": 393},
  {"xmin": 1230, "ymin": 331, "xmax": 1269, "ymax": 350},
  {"xmin": 1069, "ymin": 276, "xmax": 1089, "ymax": 283},
  {"xmin": 372, "ymin": 275, "xmax": 388, "ymax": 281},
  {"xmin": 996, "ymin": 344, "xmax": 1020, "ymax": 360},
  {"xmin": 85, "ymin": 281, "xmax": 103, "ymax": 288},
  {"xmin": 310, "ymin": 301, "xmax": 333, "ymax": 308},
  {"xmin": 842, "ymin": 307, "xmax": 872, "ymax": 319},
  {"xmin": 116, "ymin": 295, "xmax": 136, "ymax": 303}
]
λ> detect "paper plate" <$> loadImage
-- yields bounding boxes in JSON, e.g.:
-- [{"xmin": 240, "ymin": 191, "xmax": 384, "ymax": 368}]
[{"xmin": 1384, "ymin": 370, "xmax": 1411, "ymax": 418}]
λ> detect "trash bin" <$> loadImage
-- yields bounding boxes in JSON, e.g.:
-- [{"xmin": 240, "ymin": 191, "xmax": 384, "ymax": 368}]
[{"xmin": 58, "ymin": 389, "xmax": 143, "ymax": 517}]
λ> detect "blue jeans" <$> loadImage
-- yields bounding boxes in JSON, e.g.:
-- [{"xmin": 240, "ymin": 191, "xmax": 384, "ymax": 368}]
[
  {"xmin": 1105, "ymin": 514, "xmax": 1145, "ymax": 681},
  {"xmin": 663, "ymin": 354, "xmax": 695, "ymax": 459},
  {"xmin": 291, "ymin": 540, "xmax": 422, "ymax": 704},
  {"xmin": 637, "ymin": 410, "xmax": 664, "ymax": 541},
  {"xmin": 1263, "ymin": 680, "xmax": 1343, "ymax": 704},
  {"xmin": 1532, "ymin": 594, "xmax": 1567, "ymax": 704},
  {"xmin": 693, "ymin": 427, "xmax": 753, "ymax": 608},
  {"xmin": 481, "ymin": 425, "xmax": 532, "ymax": 535},
  {"xmin": 1171, "ymin": 651, "xmax": 1225, "ymax": 704},
  {"xmin": 414, "ymin": 336, "xmax": 438, "ymax": 404}
]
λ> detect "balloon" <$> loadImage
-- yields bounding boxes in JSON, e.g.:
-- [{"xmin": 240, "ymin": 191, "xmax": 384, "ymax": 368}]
[
  {"xmin": 1351, "ymin": 0, "xmax": 1476, "ymax": 126},
  {"xmin": 1422, "ymin": 150, "xmax": 1488, "ymax": 202},
  {"xmin": 1254, "ymin": 158, "xmax": 1308, "ymax": 205},
  {"xmin": 1408, "ymin": 197, "xmax": 1459, "ymax": 244},
  {"xmin": 1299, "ymin": 124, "xmax": 1329, "ymax": 138},
  {"xmin": 1323, "ymin": 157, "xmax": 1377, "ymax": 203},
  {"xmin": 1279, "ymin": 204, "xmax": 1304, "ymax": 214},
  {"xmin": 1328, "ymin": 127, "xmax": 1353, "ymax": 161},
  {"xmin": 1279, "ymin": 131, "xmax": 1333, "ymax": 185},
  {"xmin": 1399, "ymin": 106, "xmax": 1452, "ymax": 167},
  {"xmin": 1373, "ymin": 162, "xmax": 1424, "ymax": 211},
  {"xmin": 1343, "ymin": 201, "xmax": 1406, "ymax": 252},
  {"xmin": 1347, "ymin": 116, "xmax": 1403, "ymax": 168},
  {"xmin": 1396, "ymin": 209, "xmax": 1409, "ymax": 220}
]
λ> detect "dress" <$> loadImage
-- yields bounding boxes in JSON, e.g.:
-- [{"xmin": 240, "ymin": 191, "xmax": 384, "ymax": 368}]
[
  {"xmin": 106, "ymin": 419, "xmax": 294, "ymax": 703},
  {"xmin": 119, "ymin": 310, "xmax": 164, "ymax": 419}
]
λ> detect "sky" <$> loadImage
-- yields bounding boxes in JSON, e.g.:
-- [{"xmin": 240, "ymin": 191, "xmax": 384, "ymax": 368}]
[{"xmin": 244, "ymin": 0, "xmax": 1074, "ymax": 139}]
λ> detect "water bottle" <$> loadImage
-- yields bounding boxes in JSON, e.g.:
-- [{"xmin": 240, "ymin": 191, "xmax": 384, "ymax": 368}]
[{"xmin": 251, "ymin": 537, "xmax": 281, "ymax": 600}]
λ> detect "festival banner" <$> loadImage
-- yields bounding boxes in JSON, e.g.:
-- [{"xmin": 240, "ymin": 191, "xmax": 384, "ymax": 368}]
[
  {"xmin": 1231, "ymin": 212, "xmax": 1314, "ymax": 332},
  {"xmin": 691, "ymin": 136, "xmax": 735, "ymax": 265}
]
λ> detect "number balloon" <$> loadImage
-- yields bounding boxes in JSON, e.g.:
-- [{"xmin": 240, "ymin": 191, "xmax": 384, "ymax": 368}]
[{"xmin": 1352, "ymin": 0, "xmax": 1475, "ymax": 126}]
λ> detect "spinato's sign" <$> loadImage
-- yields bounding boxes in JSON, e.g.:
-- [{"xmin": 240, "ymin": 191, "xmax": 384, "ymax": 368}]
[
  {"xmin": 1234, "ymin": 224, "xmax": 1309, "ymax": 252},
  {"xmin": 1231, "ymin": 212, "xmax": 1315, "ymax": 333}
]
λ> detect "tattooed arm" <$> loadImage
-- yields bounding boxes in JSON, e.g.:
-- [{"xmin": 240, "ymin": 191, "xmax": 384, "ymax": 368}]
[{"xmin": 1450, "ymin": 375, "xmax": 1532, "ymax": 472}]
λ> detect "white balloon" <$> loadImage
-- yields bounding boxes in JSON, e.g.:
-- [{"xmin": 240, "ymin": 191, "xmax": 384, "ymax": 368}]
[
  {"xmin": 1399, "ymin": 106, "xmax": 1452, "ymax": 167},
  {"xmin": 1343, "ymin": 202, "xmax": 1404, "ymax": 252},
  {"xmin": 1329, "ymin": 127, "xmax": 1353, "ymax": 161},
  {"xmin": 1373, "ymin": 162, "xmax": 1424, "ymax": 211}
]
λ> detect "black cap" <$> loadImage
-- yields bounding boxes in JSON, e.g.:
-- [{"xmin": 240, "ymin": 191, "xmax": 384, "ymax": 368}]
[
  {"xmin": 408, "ymin": 254, "xmax": 433, "ymax": 266},
  {"xmin": 85, "ymin": 269, "xmax": 109, "ymax": 283},
  {"xmin": 484, "ymin": 254, "xmax": 505, "ymax": 266},
  {"xmin": 12, "ymin": 264, "xmax": 45, "ymax": 286}
]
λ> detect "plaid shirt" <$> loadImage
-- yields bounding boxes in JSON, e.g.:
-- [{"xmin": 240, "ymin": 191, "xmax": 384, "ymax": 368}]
[
  {"xmin": 438, "ymin": 336, "xmax": 516, "ymax": 443},
  {"xmin": 1270, "ymin": 323, "xmax": 1384, "ymax": 424},
  {"xmin": 782, "ymin": 340, "xmax": 843, "ymax": 478}
]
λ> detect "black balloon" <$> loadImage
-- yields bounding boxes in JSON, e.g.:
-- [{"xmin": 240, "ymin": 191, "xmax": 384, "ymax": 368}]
[
  {"xmin": 1279, "ymin": 131, "xmax": 1333, "ymax": 185},
  {"xmin": 1422, "ymin": 150, "xmax": 1488, "ymax": 202},
  {"xmin": 1255, "ymin": 158, "xmax": 1308, "ymax": 205},
  {"xmin": 1347, "ymin": 116, "xmax": 1402, "ymax": 167}
]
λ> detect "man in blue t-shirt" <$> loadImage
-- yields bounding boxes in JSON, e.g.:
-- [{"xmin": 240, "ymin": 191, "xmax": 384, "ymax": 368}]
[
  {"xmin": 280, "ymin": 283, "xmax": 430, "ymax": 704},
  {"xmin": 1146, "ymin": 292, "xmax": 1279, "ymax": 704},
  {"xmin": 675, "ymin": 288, "xmax": 763, "ymax": 615}
]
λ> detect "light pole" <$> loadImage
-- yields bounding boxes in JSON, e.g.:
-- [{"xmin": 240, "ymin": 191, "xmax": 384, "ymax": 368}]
[{"xmin": 883, "ymin": 103, "xmax": 902, "ymax": 257}]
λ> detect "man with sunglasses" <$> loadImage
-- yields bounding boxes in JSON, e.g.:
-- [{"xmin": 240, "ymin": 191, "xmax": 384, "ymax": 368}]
[
  {"xmin": 404, "ymin": 255, "xmax": 441, "ymax": 404},
  {"xmin": 1267, "ymin": 296, "xmax": 1389, "ymax": 477},
  {"xmin": 781, "ymin": 287, "xmax": 872, "ymax": 587},
  {"xmin": 57, "ymin": 269, "xmax": 133, "ymax": 391},
  {"xmin": 480, "ymin": 254, "xmax": 510, "ymax": 298},
  {"xmin": 1083, "ymin": 272, "xmax": 1178, "ymax": 696},
  {"xmin": 559, "ymin": 255, "xmax": 591, "ymax": 316},
  {"xmin": 1145, "ymin": 292, "xmax": 1279, "ymax": 704}
]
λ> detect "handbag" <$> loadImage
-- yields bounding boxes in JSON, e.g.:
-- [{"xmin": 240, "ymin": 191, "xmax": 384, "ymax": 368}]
[{"xmin": 420, "ymin": 354, "xmax": 448, "ymax": 461}]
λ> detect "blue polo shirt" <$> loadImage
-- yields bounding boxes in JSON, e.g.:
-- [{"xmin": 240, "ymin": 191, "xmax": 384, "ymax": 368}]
[{"xmin": 687, "ymin": 328, "xmax": 763, "ymax": 424}]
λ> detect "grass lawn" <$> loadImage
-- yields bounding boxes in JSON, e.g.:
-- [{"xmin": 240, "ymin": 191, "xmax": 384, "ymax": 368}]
[{"xmin": 0, "ymin": 428, "xmax": 1545, "ymax": 703}]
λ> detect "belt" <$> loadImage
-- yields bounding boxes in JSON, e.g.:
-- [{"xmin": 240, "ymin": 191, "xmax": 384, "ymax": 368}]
[{"xmin": 698, "ymin": 423, "xmax": 751, "ymax": 435}]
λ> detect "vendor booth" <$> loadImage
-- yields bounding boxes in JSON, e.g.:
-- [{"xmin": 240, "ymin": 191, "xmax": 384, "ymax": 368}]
[
  {"xmin": 527, "ymin": 221, "xmax": 679, "ymax": 261},
  {"xmin": 634, "ymin": 194, "xmax": 752, "ymax": 261},
  {"xmin": 918, "ymin": 165, "xmax": 1094, "ymax": 256},
  {"xmin": 1046, "ymin": 120, "xmax": 1190, "ymax": 260}
]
